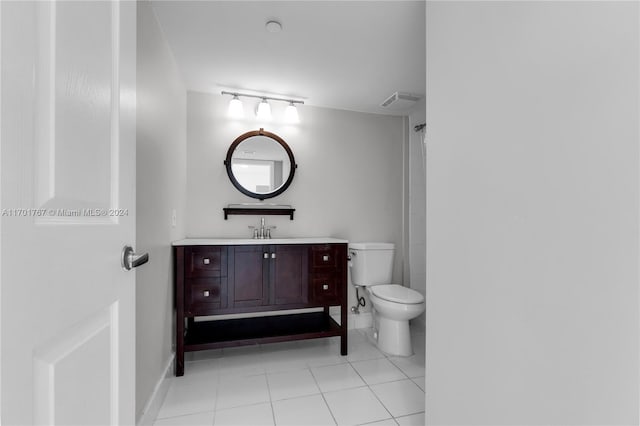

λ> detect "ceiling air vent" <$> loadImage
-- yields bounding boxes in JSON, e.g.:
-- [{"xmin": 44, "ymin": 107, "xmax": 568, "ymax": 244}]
[{"xmin": 380, "ymin": 92, "xmax": 421, "ymax": 110}]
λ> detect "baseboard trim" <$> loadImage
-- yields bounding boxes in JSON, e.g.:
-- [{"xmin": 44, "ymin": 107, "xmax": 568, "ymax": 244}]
[
  {"xmin": 329, "ymin": 309, "xmax": 373, "ymax": 330},
  {"xmin": 137, "ymin": 353, "xmax": 175, "ymax": 426},
  {"xmin": 350, "ymin": 312, "xmax": 373, "ymax": 329}
]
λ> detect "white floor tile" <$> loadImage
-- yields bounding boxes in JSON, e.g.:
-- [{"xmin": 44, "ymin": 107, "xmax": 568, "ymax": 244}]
[
  {"xmin": 395, "ymin": 412, "xmax": 425, "ymax": 426},
  {"xmin": 153, "ymin": 411, "xmax": 214, "ymax": 426},
  {"xmin": 345, "ymin": 333, "xmax": 386, "ymax": 363},
  {"xmin": 157, "ymin": 375, "xmax": 217, "ymax": 419},
  {"xmin": 310, "ymin": 363, "xmax": 366, "ymax": 392},
  {"xmin": 272, "ymin": 394, "xmax": 336, "ymax": 426},
  {"xmin": 184, "ymin": 359, "xmax": 221, "ymax": 377},
  {"xmin": 216, "ymin": 352, "xmax": 265, "ymax": 378},
  {"xmin": 267, "ymin": 368, "xmax": 320, "ymax": 401},
  {"xmin": 261, "ymin": 346, "xmax": 311, "ymax": 373},
  {"xmin": 387, "ymin": 355, "xmax": 425, "ymax": 379},
  {"xmin": 221, "ymin": 344, "xmax": 261, "ymax": 356},
  {"xmin": 361, "ymin": 419, "xmax": 398, "ymax": 426},
  {"xmin": 301, "ymin": 344, "xmax": 349, "ymax": 368},
  {"xmin": 155, "ymin": 331, "xmax": 427, "ymax": 426},
  {"xmin": 411, "ymin": 376, "xmax": 424, "ymax": 391},
  {"xmin": 186, "ymin": 349, "xmax": 223, "ymax": 362},
  {"xmin": 213, "ymin": 402, "xmax": 274, "ymax": 426},
  {"xmin": 215, "ymin": 374, "xmax": 270, "ymax": 410},
  {"xmin": 261, "ymin": 340, "xmax": 301, "ymax": 352},
  {"xmin": 346, "ymin": 345, "xmax": 386, "ymax": 362},
  {"xmin": 323, "ymin": 387, "xmax": 392, "ymax": 426},
  {"xmin": 370, "ymin": 380, "xmax": 424, "ymax": 418},
  {"xmin": 350, "ymin": 358, "xmax": 407, "ymax": 385}
]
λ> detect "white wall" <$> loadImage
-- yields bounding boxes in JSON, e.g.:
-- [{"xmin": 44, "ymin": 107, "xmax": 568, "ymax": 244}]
[
  {"xmin": 136, "ymin": 1, "xmax": 186, "ymax": 422},
  {"xmin": 186, "ymin": 91, "xmax": 404, "ymax": 311},
  {"xmin": 407, "ymin": 103, "xmax": 426, "ymax": 327},
  {"xmin": 426, "ymin": 2, "xmax": 638, "ymax": 424}
]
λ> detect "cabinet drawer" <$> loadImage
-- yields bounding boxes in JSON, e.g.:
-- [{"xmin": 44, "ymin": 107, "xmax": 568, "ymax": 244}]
[
  {"xmin": 311, "ymin": 274, "xmax": 341, "ymax": 304},
  {"xmin": 186, "ymin": 247, "xmax": 223, "ymax": 278},
  {"xmin": 310, "ymin": 245, "xmax": 340, "ymax": 270},
  {"xmin": 185, "ymin": 278, "xmax": 225, "ymax": 315}
]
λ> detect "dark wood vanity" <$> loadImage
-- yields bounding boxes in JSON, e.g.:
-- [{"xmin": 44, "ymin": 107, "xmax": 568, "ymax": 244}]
[{"xmin": 172, "ymin": 238, "xmax": 348, "ymax": 376}]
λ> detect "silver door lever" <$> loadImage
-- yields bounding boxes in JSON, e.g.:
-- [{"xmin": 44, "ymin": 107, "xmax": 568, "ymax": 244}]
[{"xmin": 121, "ymin": 245, "xmax": 149, "ymax": 270}]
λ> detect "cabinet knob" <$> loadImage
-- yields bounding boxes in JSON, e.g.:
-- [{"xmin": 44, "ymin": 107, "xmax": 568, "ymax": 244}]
[
  {"xmin": 203, "ymin": 290, "xmax": 210, "ymax": 297},
  {"xmin": 271, "ymin": 253, "xmax": 276, "ymax": 259},
  {"xmin": 203, "ymin": 258, "xmax": 210, "ymax": 265},
  {"xmin": 322, "ymin": 255, "xmax": 330, "ymax": 262},
  {"xmin": 264, "ymin": 252, "xmax": 269, "ymax": 259},
  {"xmin": 322, "ymin": 284, "xmax": 329, "ymax": 290}
]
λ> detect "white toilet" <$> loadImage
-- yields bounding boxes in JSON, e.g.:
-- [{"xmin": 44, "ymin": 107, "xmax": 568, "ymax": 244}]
[{"xmin": 349, "ymin": 242, "xmax": 425, "ymax": 356}]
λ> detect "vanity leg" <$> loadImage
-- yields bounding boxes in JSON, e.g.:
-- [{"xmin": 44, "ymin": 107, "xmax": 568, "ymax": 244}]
[
  {"xmin": 176, "ymin": 318, "xmax": 185, "ymax": 377},
  {"xmin": 175, "ymin": 247, "xmax": 185, "ymax": 376},
  {"xmin": 340, "ymin": 247, "xmax": 348, "ymax": 356},
  {"xmin": 176, "ymin": 317, "xmax": 185, "ymax": 376},
  {"xmin": 176, "ymin": 338, "xmax": 184, "ymax": 376},
  {"xmin": 340, "ymin": 305, "xmax": 348, "ymax": 356}
]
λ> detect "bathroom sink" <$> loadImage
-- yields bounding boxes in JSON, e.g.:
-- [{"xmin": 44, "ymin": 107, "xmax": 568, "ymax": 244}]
[{"xmin": 172, "ymin": 237, "xmax": 348, "ymax": 246}]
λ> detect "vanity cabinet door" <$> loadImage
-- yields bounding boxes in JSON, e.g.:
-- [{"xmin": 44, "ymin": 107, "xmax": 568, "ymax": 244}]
[
  {"xmin": 310, "ymin": 273, "xmax": 341, "ymax": 304},
  {"xmin": 310, "ymin": 245, "xmax": 340, "ymax": 270},
  {"xmin": 186, "ymin": 246, "xmax": 223, "ymax": 278},
  {"xmin": 270, "ymin": 245, "xmax": 309, "ymax": 305},
  {"xmin": 185, "ymin": 277, "xmax": 226, "ymax": 315},
  {"xmin": 183, "ymin": 246, "xmax": 228, "ymax": 315},
  {"xmin": 228, "ymin": 245, "xmax": 269, "ymax": 308},
  {"xmin": 309, "ymin": 244, "xmax": 347, "ymax": 305}
]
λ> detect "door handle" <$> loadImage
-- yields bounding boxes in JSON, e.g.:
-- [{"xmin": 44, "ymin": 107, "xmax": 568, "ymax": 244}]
[{"xmin": 121, "ymin": 245, "xmax": 149, "ymax": 270}]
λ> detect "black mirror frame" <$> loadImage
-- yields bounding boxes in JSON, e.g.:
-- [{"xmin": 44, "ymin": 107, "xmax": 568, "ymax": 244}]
[{"xmin": 224, "ymin": 128, "xmax": 297, "ymax": 200}]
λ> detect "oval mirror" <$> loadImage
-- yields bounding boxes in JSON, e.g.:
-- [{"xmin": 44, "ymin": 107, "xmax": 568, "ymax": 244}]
[{"xmin": 224, "ymin": 129, "xmax": 296, "ymax": 200}]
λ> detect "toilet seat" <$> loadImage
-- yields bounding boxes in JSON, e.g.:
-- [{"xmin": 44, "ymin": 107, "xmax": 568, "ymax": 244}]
[{"xmin": 370, "ymin": 284, "xmax": 424, "ymax": 304}]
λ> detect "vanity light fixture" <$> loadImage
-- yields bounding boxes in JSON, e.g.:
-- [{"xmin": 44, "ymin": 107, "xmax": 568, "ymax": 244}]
[
  {"xmin": 227, "ymin": 94, "xmax": 244, "ymax": 118},
  {"xmin": 221, "ymin": 90, "xmax": 304, "ymax": 123},
  {"xmin": 256, "ymin": 98, "xmax": 272, "ymax": 121},
  {"xmin": 284, "ymin": 101, "xmax": 299, "ymax": 123}
]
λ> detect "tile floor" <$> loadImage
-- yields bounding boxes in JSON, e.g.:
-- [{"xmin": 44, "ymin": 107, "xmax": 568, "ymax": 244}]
[{"xmin": 154, "ymin": 327, "xmax": 425, "ymax": 426}]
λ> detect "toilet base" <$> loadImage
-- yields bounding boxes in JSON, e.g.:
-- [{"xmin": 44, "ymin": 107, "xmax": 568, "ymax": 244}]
[{"xmin": 376, "ymin": 317, "xmax": 413, "ymax": 357}]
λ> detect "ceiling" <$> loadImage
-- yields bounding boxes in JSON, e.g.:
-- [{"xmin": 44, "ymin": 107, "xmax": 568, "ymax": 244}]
[{"xmin": 149, "ymin": 1, "xmax": 426, "ymax": 116}]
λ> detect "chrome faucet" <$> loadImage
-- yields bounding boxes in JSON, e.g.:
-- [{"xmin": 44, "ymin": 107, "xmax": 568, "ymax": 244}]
[{"xmin": 249, "ymin": 217, "xmax": 276, "ymax": 239}]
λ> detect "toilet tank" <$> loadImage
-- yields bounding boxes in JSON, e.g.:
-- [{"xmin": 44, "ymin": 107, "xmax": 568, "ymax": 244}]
[{"xmin": 348, "ymin": 242, "xmax": 395, "ymax": 286}]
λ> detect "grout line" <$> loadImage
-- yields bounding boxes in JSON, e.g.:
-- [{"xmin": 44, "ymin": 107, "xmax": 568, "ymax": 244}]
[
  {"xmin": 212, "ymin": 367, "xmax": 222, "ymax": 418},
  {"xmin": 318, "ymin": 392, "xmax": 339, "ymax": 426},
  {"xmin": 349, "ymin": 361, "xmax": 397, "ymax": 422},
  {"xmin": 308, "ymin": 366, "xmax": 339, "ymax": 426},
  {"xmin": 367, "ymin": 383, "xmax": 396, "ymax": 422},
  {"xmin": 155, "ymin": 409, "xmax": 215, "ymax": 421},
  {"xmin": 160, "ymin": 331, "xmax": 424, "ymax": 425},
  {"xmin": 359, "ymin": 418, "xmax": 399, "ymax": 426},
  {"xmin": 153, "ymin": 410, "xmax": 217, "ymax": 424},
  {"xmin": 264, "ymin": 368, "xmax": 278, "ymax": 426}
]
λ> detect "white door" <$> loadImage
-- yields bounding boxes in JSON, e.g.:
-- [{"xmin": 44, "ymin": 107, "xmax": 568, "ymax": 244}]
[{"xmin": 1, "ymin": 1, "xmax": 138, "ymax": 424}]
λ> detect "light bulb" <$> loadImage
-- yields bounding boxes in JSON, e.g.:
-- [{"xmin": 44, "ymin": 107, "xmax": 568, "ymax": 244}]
[
  {"xmin": 256, "ymin": 98, "xmax": 272, "ymax": 121},
  {"xmin": 228, "ymin": 95, "xmax": 244, "ymax": 118},
  {"xmin": 285, "ymin": 102, "xmax": 299, "ymax": 123}
]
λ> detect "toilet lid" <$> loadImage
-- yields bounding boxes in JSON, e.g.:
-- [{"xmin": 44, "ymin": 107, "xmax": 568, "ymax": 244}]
[{"xmin": 370, "ymin": 284, "xmax": 424, "ymax": 304}]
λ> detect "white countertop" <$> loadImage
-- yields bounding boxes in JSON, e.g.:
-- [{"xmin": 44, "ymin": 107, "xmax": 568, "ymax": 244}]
[{"xmin": 172, "ymin": 237, "xmax": 348, "ymax": 246}]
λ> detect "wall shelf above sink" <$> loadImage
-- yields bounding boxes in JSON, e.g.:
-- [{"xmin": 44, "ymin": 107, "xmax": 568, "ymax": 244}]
[{"xmin": 223, "ymin": 204, "xmax": 295, "ymax": 220}]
